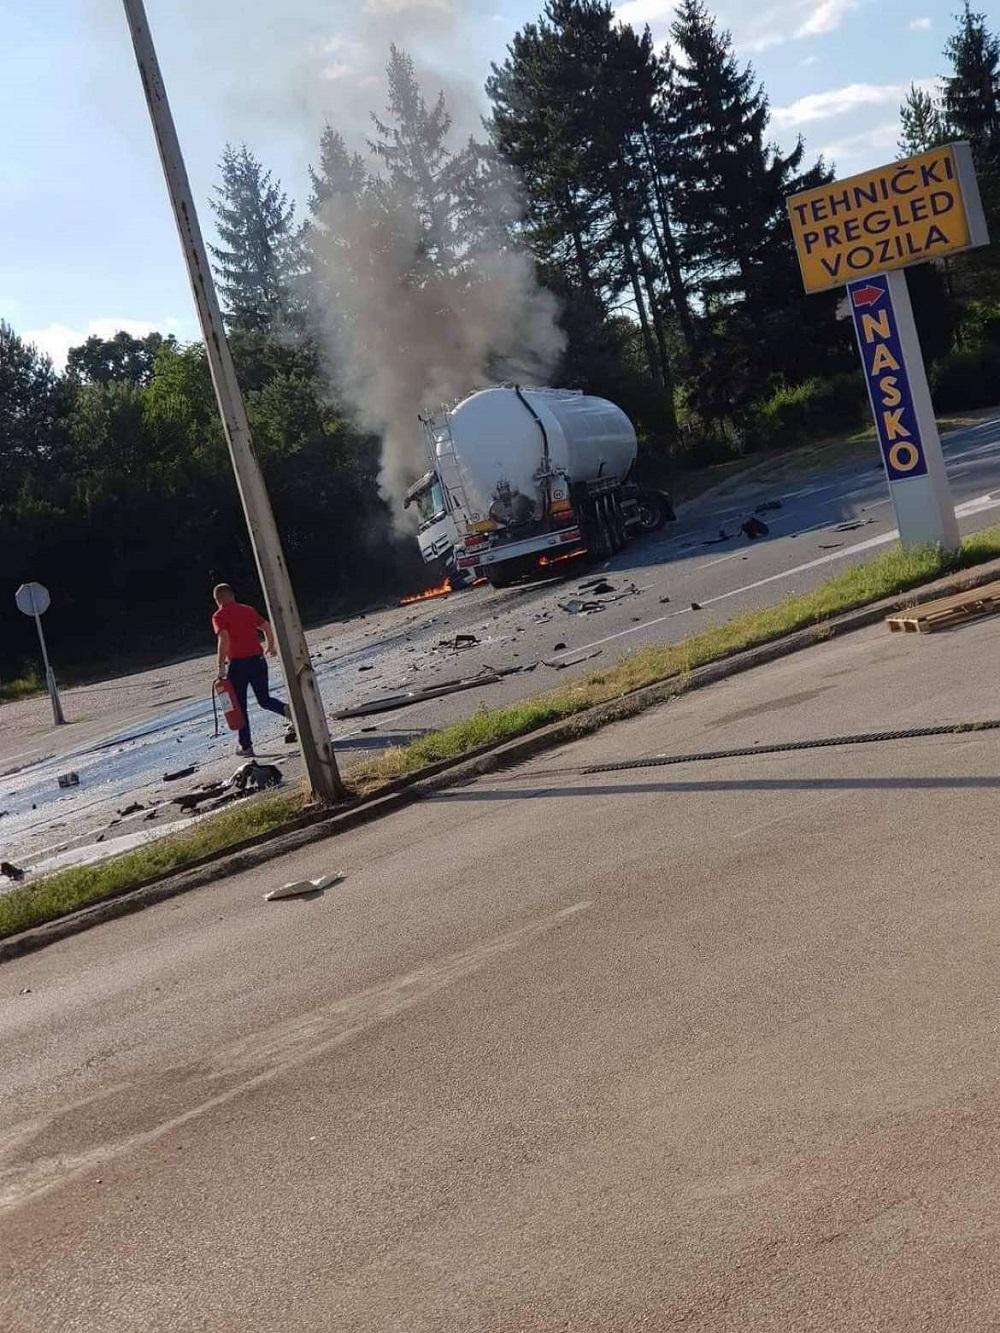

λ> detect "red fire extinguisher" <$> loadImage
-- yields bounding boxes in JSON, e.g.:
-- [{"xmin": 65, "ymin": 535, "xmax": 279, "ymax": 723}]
[{"xmin": 212, "ymin": 676, "xmax": 245, "ymax": 735}]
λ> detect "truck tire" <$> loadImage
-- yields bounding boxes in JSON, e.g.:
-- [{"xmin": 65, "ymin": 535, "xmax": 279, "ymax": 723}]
[{"xmin": 636, "ymin": 491, "xmax": 668, "ymax": 532}]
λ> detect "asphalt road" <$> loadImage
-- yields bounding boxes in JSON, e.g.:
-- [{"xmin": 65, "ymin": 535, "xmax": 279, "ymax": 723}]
[
  {"xmin": 3, "ymin": 413, "xmax": 1000, "ymax": 877},
  {"xmin": 5, "ymin": 614, "xmax": 1000, "ymax": 1330}
]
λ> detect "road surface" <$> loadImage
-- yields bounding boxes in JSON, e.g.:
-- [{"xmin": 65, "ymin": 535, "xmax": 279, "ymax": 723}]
[
  {"xmin": 4, "ymin": 612, "xmax": 1000, "ymax": 1329},
  {"xmin": 2, "ymin": 413, "xmax": 1000, "ymax": 877}
]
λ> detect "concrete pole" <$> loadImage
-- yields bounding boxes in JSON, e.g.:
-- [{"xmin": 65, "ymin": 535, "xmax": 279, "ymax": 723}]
[{"xmin": 120, "ymin": 0, "xmax": 343, "ymax": 801}]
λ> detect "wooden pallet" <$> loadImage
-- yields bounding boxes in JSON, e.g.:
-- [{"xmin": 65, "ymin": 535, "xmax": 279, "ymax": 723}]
[{"xmin": 887, "ymin": 579, "xmax": 1000, "ymax": 634}]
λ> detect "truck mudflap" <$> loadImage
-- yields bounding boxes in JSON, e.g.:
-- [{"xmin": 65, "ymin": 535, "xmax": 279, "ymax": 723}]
[{"xmin": 456, "ymin": 527, "xmax": 582, "ymax": 570}]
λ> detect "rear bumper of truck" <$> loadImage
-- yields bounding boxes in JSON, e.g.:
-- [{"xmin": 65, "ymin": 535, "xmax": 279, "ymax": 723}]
[{"xmin": 455, "ymin": 526, "xmax": 583, "ymax": 570}]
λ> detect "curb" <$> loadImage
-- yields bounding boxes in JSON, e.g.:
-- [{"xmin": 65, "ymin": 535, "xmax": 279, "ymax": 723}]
[{"xmin": 5, "ymin": 554, "xmax": 1000, "ymax": 963}]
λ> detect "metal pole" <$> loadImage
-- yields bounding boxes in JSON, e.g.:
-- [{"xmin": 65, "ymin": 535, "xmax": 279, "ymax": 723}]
[
  {"xmin": 34, "ymin": 613, "xmax": 65, "ymax": 726},
  {"xmin": 120, "ymin": 0, "xmax": 343, "ymax": 802}
]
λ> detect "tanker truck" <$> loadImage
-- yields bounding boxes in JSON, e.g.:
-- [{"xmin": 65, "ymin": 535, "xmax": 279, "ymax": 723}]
[{"xmin": 420, "ymin": 386, "xmax": 674, "ymax": 588}]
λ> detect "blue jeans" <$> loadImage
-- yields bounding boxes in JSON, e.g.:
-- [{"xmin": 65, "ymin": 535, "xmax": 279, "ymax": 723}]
[{"xmin": 227, "ymin": 655, "xmax": 289, "ymax": 749}]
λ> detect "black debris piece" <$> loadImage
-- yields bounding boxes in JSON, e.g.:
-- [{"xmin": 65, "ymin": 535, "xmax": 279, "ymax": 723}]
[
  {"xmin": 118, "ymin": 802, "xmax": 145, "ymax": 817},
  {"xmin": 558, "ymin": 599, "xmax": 605, "ymax": 615},
  {"xmin": 361, "ymin": 726, "xmax": 378, "ymax": 733},
  {"xmin": 835, "ymin": 519, "xmax": 872, "ymax": 532},
  {"xmin": 163, "ymin": 766, "xmax": 196, "ymax": 782},
  {"xmin": 659, "ymin": 595, "xmax": 671, "ymax": 604},
  {"xmin": 144, "ymin": 810, "xmax": 158, "ymax": 821},
  {"xmin": 554, "ymin": 642, "xmax": 567, "ymax": 651},
  {"xmin": 588, "ymin": 581, "xmax": 616, "ymax": 595},
  {"xmin": 1, "ymin": 861, "xmax": 25, "ymax": 882},
  {"xmin": 438, "ymin": 633, "xmax": 479, "ymax": 651},
  {"xmin": 690, "ymin": 601, "xmax": 702, "ymax": 611},
  {"xmin": 818, "ymin": 543, "xmax": 843, "ymax": 550},
  {"xmin": 741, "ymin": 516, "xmax": 770, "ymax": 540},
  {"xmin": 755, "ymin": 499, "xmax": 783, "ymax": 513},
  {"xmin": 543, "ymin": 649, "xmax": 603, "ymax": 670},
  {"xmin": 358, "ymin": 663, "xmax": 375, "ymax": 672}
]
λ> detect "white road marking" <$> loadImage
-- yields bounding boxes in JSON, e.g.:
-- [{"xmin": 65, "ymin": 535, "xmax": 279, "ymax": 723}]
[{"xmin": 551, "ymin": 492, "xmax": 1000, "ymax": 661}]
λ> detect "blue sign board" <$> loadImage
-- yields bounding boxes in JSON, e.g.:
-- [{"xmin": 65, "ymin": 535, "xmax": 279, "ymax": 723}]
[{"xmin": 848, "ymin": 273, "xmax": 928, "ymax": 481}]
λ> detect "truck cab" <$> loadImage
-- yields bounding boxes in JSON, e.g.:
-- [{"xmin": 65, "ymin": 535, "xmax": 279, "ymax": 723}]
[{"xmin": 404, "ymin": 471, "xmax": 476, "ymax": 586}]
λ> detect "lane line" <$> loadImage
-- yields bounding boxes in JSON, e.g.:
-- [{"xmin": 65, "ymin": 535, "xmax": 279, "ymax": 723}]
[{"xmin": 551, "ymin": 492, "xmax": 1000, "ymax": 661}]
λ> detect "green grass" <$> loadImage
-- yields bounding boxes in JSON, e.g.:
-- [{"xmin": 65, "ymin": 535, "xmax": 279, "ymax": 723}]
[
  {"xmin": 0, "ymin": 671, "xmax": 43, "ymax": 704},
  {"xmin": 0, "ymin": 789, "xmax": 307, "ymax": 940},
  {"xmin": 350, "ymin": 529, "xmax": 1000, "ymax": 788},
  {"xmin": 6, "ymin": 526, "xmax": 1000, "ymax": 943}
]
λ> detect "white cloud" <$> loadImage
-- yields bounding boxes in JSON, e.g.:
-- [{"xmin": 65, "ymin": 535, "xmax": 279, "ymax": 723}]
[
  {"xmin": 614, "ymin": 0, "xmax": 858, "ymax": 54},
  {"xmin": 21, "ymin": 319, "xmax": 188, "ymax": 371},
  {"xmin": 819, "ymin": 120, "xmax": 900, "ymax": 163},
  {"xmin": 796, "ymin": 0, "xmax": 857, "ymax": 38},
  {"xmin": 801, "ymin": 54, "xmax": 821, "ymax": 66},
  {"xmin": 910, "ymin": 16, "xmax": 932, "ymax": 31},
  {"xmin": 772, "ymin": 78, "xmax": 937, "ymax": 128},
  {"xmin": 362, "ymin": 0, "xmax": 454, "ymax": 12}
]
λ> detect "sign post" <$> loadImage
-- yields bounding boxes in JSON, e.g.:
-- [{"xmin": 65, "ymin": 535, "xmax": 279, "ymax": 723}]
[
  {"xmin": 15, "ymin": 582, "xmax": 65, "ymax": 726},
  {"xmin": 788, "ymin": 142, "xmax": 990, "ymax": 551}
]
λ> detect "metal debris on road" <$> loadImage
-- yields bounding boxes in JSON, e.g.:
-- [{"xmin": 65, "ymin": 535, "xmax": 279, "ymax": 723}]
[
  {"xmin": 558, "ymin": 599, "xmax": 605, "ymax": 615},
  {"xmin": 163, "ymin": 766, "xmax": 196, "ymax": 782},
  {"xmin": 741, "ymin": 516, "xmax": 770, "ymax": 540},
  {"xmin": 334, "ymin": 670, "xmax": 503, "ymax": 719},
  {"xmin": 691, "ymin": 601, "xmax": 702, "ymax": 611},
  {"xmin": 659, "ymin": 595, "xmax": 671, "ymax": 604},
  {"xmin": 818, "ymin": 543, "xmax": 843, "ymax": 550},
  {"xmin": 57, "ymin": 772, "xmax": 80, "ymax": 789},
  {"xmin": 1, "ymin": 861, "xmax": 25, "ymax": 882},
  {"xmin": 543, "ymin": 649, "xmax": 603, "ymax": 670},
  {"xmin": 437, "ymin": 633, "xmax": 479, "ymax": 651},
  {"xmin": 835, "ymin": 519, "xmax": 873, "ymax": 532},
  {"xmin": 118, "ymin": 802, "xmax": 145, "ymax": 817},
  {"xmin": 755, "ymin": 499, "xmax": 783, "ymax": 513},
  {"xmin": 265, "ymin": 872, "xmax": 344, "ymax": 902}
]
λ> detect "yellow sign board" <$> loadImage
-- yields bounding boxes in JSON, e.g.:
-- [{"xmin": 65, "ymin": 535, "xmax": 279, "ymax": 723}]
[{"xmin": 787, "ymin": 142, "xmax": 989, "ymax": 294}]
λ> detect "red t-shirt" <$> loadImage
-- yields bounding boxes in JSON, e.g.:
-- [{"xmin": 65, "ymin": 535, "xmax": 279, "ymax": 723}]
[{"xmin": 212, "ymin": 602, "xmax": 265, "ymax": 659}]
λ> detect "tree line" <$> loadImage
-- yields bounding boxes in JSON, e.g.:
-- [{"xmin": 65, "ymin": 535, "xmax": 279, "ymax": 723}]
[{"xmin": 2, "ymin": 0, "xmax": 999, "ymax": 682}]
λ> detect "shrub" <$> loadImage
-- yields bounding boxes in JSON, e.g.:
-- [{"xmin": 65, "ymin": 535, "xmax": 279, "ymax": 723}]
[
  {"xmin": 931, "ymin": 345, "xmax": 1000, "ymax": 412},
  {"xmin": 742, "ymin": 373, "xmax": 868, "ymax": 451}
]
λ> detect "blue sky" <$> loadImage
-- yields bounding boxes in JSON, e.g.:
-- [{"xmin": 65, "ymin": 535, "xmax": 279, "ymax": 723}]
[{"xmin": 1, "ymin": 0, "xmax": 954, "ymax": 365}]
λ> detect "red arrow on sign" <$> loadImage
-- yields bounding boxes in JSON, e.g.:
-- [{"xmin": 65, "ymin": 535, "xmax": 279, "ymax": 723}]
[{"xmin": 851, "ymin": 284, "xmax": 884, "ymax": 308}]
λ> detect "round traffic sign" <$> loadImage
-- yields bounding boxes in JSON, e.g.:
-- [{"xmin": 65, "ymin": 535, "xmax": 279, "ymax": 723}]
[{"xmin": 15, "ymin": 582, "xmax": 51, "ymax": 617}]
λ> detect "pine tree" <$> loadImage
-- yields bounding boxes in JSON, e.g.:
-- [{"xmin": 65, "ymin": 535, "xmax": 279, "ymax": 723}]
[
  {"xmin": 209, "ymin": 145, "xmax": 304, "ymax": 332},
  {"xmin": 369, "ymin": 46, "xmax": 460, "ymax": 275},
  {"xmin": 669, "ymin": 0, "xmax": 825, "ymax": 313},
  {"xmin": 943, "ymin": 3, "xmax": 1000, "ymax": 169},
  {"xmin": 898, "ymin": 83, "xmax": 949, "ymax": 156}
]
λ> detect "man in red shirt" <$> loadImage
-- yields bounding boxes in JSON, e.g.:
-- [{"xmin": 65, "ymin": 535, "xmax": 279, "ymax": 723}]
[{"xmin": 212, "ymin": 583, "xmax": 291, "ymax": 756}]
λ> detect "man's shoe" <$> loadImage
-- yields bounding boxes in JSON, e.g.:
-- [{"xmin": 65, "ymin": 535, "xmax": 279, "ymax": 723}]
[{"xmin": 236, "ymin": 745, "xmax": 255, "ymax": 757}]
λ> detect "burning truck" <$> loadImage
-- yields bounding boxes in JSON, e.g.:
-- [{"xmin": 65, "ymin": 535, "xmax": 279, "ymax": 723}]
[{"xmin": 405, "ymin": 386, "xmax": 674, "ymax": 589}]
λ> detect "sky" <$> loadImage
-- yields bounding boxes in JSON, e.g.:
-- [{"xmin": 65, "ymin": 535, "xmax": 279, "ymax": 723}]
[{"xmin": 0, "ymin": 0, "xmax": 956, "ymax": 366}]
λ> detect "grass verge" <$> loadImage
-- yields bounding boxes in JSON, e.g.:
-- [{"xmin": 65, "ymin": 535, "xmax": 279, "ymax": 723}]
[
  {"xmin": 0, "ymin": 789, "xmax": 306, "ymax": 940},
  {"xmin": 4, "ymin": 526, "xmax": 1000, "ymax": 943}
]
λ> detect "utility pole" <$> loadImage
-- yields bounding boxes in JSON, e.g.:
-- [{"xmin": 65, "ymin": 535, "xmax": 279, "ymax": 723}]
[{"xmin": 121, "ymin": 0, "xmax": 343, "ymax": 802}]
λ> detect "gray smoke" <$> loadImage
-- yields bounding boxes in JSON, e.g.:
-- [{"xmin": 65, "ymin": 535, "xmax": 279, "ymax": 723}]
[{"xmin": 309, "ymin": 186, "xmax": 563, "ymax": 519}]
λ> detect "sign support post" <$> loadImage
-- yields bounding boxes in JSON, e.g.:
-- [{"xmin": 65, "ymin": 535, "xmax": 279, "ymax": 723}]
[
  {"xmin": 15, "ymin": 582, "xmax": 65, "ymax": 726},
  {"xmin": 848, "ymin": 270, "xmax": 959, "ymax": 551}
]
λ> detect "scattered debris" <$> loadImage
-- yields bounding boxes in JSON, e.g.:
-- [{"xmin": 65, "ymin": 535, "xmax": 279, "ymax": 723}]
[
  {"xmin": 19, "ymin": 987, "xmax": 32, "ymax": 995},
  {"xmin": 835, "ymin": 519, "xmax": 873, "ymax": 532},
  {"xmin": 334, "ymin": 670, "xmax": 502, "ymax": 719},
  {"xmin": 437, "ymin": 633, "xmax": 479, "ymax": 651},
  {"xmin": 172, "ymin": 783, "xmax": 226, "ymax": 812},
  {"xmin": 144, "ymin": 810, "xmax": 158, "ymax": 821},
  {"xmin": 118, "ymin": 802, "xmax": 145, "ymax": 817},
  {"xmin": 659, "ymin": 595, "xmax": 671, "ymax": 605},
  {"xmin": 1, "ymin": 861, "xmax": 25, "ymax": 882},
  {"xmin": 554, "ymin": 642, "xmax": 567, "ymax": 651},
  {"xmin": 361, "ymin": 725, "xmax": 378, "ymax": 733},
  {"xmin": 358, "ymin": 663, "xmax": 375, "ymax": 672},
  {"xmin": 230, "ymin": 761, "xmax": 283, "ymax": 794},
  {"xmin": 543, "ymin": 649, "xmax": 603, "ymax": 670},
  {"xmin": 558, "ymin": 599, "xmax": 605, "ymax": 616},
  {"xmin": 691, "ymin": 601, "xmax": 702, "ymax": 611},
  {"xmin": 284, "ymin": 727, "xmax": 296, "ymax": 744},
  {"xmin": 755, "ymin": 499, "xmax": 783, "ymax": 513},
  {"xmin": 818, "ymin": 543, "xmax": 843, "ymax": 550},
  {"xmin": 741, "ymin": 516, "xmax": 770, "ymax": 540},
  {"xmin": 163, "ymin": 766, "xmax": 196, "ymax": 782},
  {"xmin": 588, "ymin": 580, "xmax": 616, "ymax": 595},
  {"xmin": 0, "ymin": 811, "xmax": 8, "ymax": 819},
  {"xmin": 265, "ymin": 872, "xmax": 343, "ymax": 902},
  {"xmin": 57, "ymin": 772, "xmax": 80, "ymax": 789}
]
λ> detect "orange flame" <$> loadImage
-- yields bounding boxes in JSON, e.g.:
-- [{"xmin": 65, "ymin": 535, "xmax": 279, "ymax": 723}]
[
  {"xmin": 538, "ymin": 547, "xmax": 587, "ymax": 569},
  {"xmin": 400, "ymin": 576, "xmax": 453, "ymax": 605}
]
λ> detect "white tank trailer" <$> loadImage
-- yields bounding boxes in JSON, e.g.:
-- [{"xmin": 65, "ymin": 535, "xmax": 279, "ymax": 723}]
[{"xmin": 420, "ymin": 387, "xmax": 674, "ymax": 587}]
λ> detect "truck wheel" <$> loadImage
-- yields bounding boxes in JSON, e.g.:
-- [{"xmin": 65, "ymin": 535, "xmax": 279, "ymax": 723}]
[{"xmin": 636, "ymin": 491, "xmax": 667, "ymax": 532}]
